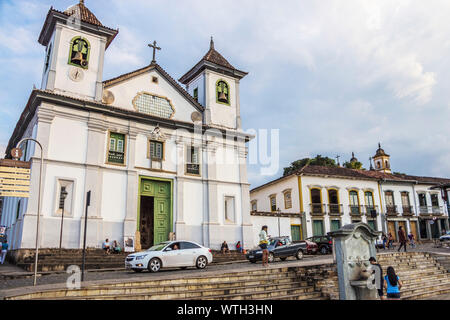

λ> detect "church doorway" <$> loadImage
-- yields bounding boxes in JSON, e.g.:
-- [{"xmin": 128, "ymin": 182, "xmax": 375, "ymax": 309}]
[
  {"xmin": 138, "ymin": 177, "xmax": 173, "ymax": 249},
  {"xmin": 139, "ymin": 196, "xmax": 154, "ymax": 248}
]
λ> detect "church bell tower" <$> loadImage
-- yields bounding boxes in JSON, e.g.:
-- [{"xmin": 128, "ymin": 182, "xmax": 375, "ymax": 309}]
[
  {"xmin": 38, "ymin": 1, "xmax": 118, "ymax": 102},
  {"xmin": 373, "ymin": 143, "xmax": 391, "ymax": 173},
  {"xmin": 179, "ymin": 38, "xmax": 248, "ymax": 130}
]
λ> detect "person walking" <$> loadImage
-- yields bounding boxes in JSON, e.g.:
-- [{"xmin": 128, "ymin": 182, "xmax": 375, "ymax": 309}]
[
  {"xmin": 384, "ymin": 266, "xmax": 403, "ymax": 300},
  {"xmin": 259, "ymin": 226, "xmax": 269, "ymax": 267},
  {"xmin": 388, "ymin": 233, "xmax": 394, "ymax": 249},
  {"xmin": 369, "ymin": 257, "xmax": 385, "ymax": 300},
  {"xmin": 1, "ymin": 240, "xmax": 8, "ymax": 264},
  {"xmin": 397, "ymin": 226, "xmax": 407, "ymax": 252},
  {"xmin": 408, "ymin": 232, "xmax": 416, "ymax": 249},
  {"xmin": 382, "ymin": 233, "xmax": 387, "ymax": 250}
]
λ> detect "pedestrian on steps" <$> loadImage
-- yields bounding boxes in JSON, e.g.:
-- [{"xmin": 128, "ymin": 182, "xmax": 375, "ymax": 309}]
[
  {"xmin": 408, "ymin": 232, "xmax": 416, "ymax": 249},
  {"xmin": 397, "ymin": 226, "xmax": 407, "ymax": 252},
  {"xmin": 369, "ymin": 257, "xmax": 385, "ymax": 300},
  {"xmin": 384, "ymin": 266, "xmax": 403, "ymax": 300}
]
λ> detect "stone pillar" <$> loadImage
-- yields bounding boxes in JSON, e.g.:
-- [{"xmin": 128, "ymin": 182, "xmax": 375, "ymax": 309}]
[
  {"xmin": 79, "ymin": 113, "xmax": 106, "ymax": 248},
  {"xmin": 175, "ymin": 137, "xmax": 186, "ymax": 239},
  {"xmin": 21, "ymin": 104, "xmax": 54, "ymax": 248},
  {"xmin": 205, "ymin": 140, "xmax": 220, "ymax": 249},
  {"xmin": 237, "ymin": 145, "xmax": 253, "ymax": 249},
  {"xmin": 95, "ymin": 38, "xmax": 106, "ymax": 102},
  {"xmin": 426, "ymin": 220, "xmax": 432, "ymax": 240},
  {"xmin": 124, "ymin": 123, "xmax": 138, "ymax": 248}
]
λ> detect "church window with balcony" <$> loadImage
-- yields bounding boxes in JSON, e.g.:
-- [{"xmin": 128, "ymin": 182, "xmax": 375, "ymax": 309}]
[
  {"xmin": 186, "ymin": 146, "xmax": 200, "ymax": 175},
  {"xmin": 107, "ymin": 132, "xmax": 126, "ymax": 165}
]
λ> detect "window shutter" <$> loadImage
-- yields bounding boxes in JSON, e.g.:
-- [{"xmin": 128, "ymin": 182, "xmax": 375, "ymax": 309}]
[
  {"xmin": 110, "ymin": 138, "xmax": 116, "ymax": 152},
  {"xmin": 117, "ymin": 139, "xmax": 124, "ymax": 153},
  {"xmin": 192, "ymin": 147, "xmax": 199, "ymax": 164}
]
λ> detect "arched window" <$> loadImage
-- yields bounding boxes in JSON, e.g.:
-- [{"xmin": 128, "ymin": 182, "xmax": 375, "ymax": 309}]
[
  {"xmin": 310, "ymin": 188, "xmax": 322, "ymax": 214},
  {"xmin": 349, "ymin": 190, "xmax": 360, "ymax": 215},
  {"xmin": 328, "ymin": 189, "xmax": 340, "ymax": 214},
  {"xmin": 69, "ymin": 36, "xmax": 90, "ymax": 69},
  {"xmin": 216, "ymin": 80, "xmax": 230, "ymax": 105}
]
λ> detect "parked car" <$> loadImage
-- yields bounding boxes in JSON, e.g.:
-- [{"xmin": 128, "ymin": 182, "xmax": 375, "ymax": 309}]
[
  {"xmin": 245, "ymin": 236, "xmax": 317, "ymax": 263},
  {"xmin": 125, "ymin": 240, "xmax": 213, "ymax": 273},
  {"xmin": 440, "ymin": 231, "xmax": 450, "ymax": 242},
  {"xmin": 306, "ymin": 235, "xmax": 333, "ymax": 254}
]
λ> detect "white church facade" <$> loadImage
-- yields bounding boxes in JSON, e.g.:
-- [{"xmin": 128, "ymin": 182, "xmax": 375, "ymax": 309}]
[{"xmin": 0, "ymin": 1, "xmax": 254, "ymax": 252}]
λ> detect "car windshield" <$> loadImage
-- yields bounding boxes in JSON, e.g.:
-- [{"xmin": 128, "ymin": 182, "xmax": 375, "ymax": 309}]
[{"xmin": 147, "ymin": 242, "xmax": 170, "ymax": 251}]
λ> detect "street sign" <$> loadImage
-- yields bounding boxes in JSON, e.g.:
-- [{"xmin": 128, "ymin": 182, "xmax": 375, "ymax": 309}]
[{"xmin": 0, "ymin": 160, "xmax": 31, "ymax": 198}]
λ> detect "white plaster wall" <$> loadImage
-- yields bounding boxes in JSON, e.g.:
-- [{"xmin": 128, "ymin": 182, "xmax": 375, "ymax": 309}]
[
  {"xmin": 53, "ymin": 23, "xmax": 106, "ymax": 99},
  {"xmin": 106, "ymin": 70, "xmax": 199, "ymax": 123},
  {"xmin": 47, "ymin": 116, "xmax": 88, "ymax": 164},
  {"xmin": 217, "ymin": 184, "xmax": 242, "ymax": 226},
  {"xmin": 215, "ymin": 145, "xmax": 240, "ymax": 183},
  {"xmin": 186, "ymin": 72, "xmax": 205, "ymax": 106},
  {"xmin": 250, "ymin": 175, "xmax": 300, "ymax": 213},
  {"xmin": 40, "ymin": 163, "xmax": 86, "ymax": 219},
  {"xmin": 206, "ymin": 71, "xmax": 237, "ymax": 129},
  {"xmin": 101, "ymin": 170, "xmax": 127, "ymax": 222},
  {"xmin": 182, "ymin": 180, "xmax": 204, "ymax": 226}
]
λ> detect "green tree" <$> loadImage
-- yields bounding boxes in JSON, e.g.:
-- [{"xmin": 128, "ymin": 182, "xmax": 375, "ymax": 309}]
[
  {"xmin": 283, "ymin": 155, "xmax": 337, "ymax": 176},
  {"xmin": 343, "ymin": 161, "xmax": 364, "ymax": 170}
]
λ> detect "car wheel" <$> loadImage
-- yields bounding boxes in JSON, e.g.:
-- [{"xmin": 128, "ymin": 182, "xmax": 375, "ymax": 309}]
[
  {"xmin": 296, "ymin": 249, "xmax": 304, "ymax": 260},
  {"xmin": 148, "ymin": 258, "xmax": 162, "ymax": 273},
  {"xmin": 196, "ymin": 256, "xmax": 208, "ymax": 269},
  {"xmin": 132, "ymin": 269, "xmax": 143, "ymax": 273},
  {"xmin": 280, "ymin": 257, "xmax": 287, "ymax": 261},
  {"xmin": 268, "ymin": 252, "xmax": 275, "ymax": 263},
  {"xmin": 320, "ymin": 246, "xmax": 328, "ymax": 255}
]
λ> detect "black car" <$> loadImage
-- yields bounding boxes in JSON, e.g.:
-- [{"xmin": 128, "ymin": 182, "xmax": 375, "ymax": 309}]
[
  {"xmin": 306, "ymin": 235, "xmax": 333, "ymax": 255},
  {"xmin": 246, "ymin": 236, "xmax": 307, "ymax": 263}
]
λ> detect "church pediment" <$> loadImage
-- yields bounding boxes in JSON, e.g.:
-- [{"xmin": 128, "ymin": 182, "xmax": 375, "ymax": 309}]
[{"xmin": 103, "ymin": 63, "xmax": 203, "ymax": 123}]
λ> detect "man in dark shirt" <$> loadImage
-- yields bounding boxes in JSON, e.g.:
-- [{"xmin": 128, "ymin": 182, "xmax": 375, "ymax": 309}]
[
  {"xmin": 369, "ymin": 257, "xmax": 385, "ymax": 300},
  {"xmin": 397, "ymin": 226, "xmax": 407, "ymax": 252}
]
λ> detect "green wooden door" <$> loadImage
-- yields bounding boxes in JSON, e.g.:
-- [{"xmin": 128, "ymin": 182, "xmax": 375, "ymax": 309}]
[
  {"xmin": 140, "ymin": 178, "xmax": 172, "ymax": 246},
  {"xmin": 313, "ymin": 220, "xmax": 324, "ymax": 236},
  {"xmin": 290, "ymin": 225, "xmax": 301, "ymax": 241},
  {"xmin": 330, "ymin": 220, "xmax": 341, "ymax": 232}
]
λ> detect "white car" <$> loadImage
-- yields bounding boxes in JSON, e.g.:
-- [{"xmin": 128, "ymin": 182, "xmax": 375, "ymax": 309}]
[{"xmin": 125, "ymin": 240, "xmax": 213, "ymax": 273}]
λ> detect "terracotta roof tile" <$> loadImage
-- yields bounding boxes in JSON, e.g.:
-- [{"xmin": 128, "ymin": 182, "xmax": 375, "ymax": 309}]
[{"xmin": 63, "ymin": 1, "xmax": 104, "ymax": 28}]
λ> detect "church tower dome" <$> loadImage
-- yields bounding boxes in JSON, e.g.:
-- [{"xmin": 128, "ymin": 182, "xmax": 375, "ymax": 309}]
[{"xmin": 373, "ymin": 143, "xmax": 391, "ymax": 173}]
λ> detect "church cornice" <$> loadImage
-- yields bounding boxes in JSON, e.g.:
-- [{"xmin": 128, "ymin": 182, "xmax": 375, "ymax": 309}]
[{"xmin": 5, "ymin": 90, "xmax": 252, "ymax": 159}]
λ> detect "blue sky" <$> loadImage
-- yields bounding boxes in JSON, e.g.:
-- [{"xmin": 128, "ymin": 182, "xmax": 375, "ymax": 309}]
[{"xmin": 1, "ymin": 0, "xmax": 450, "ymax": 188}]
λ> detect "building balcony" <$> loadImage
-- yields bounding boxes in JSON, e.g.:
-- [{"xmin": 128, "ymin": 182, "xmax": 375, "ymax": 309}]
[
  {"xmin": 402, "ymin": 206, "xmax": 414, "ymax": 216},
  {"xmin": 327, "ymin": 204, "xmax": 344, "ymax": 216},
  {"xmin": 419, "ymin": 206, "xmax": 431, "ymax": 216},
  {"xmin": 364, "ymin": 205, "xmax": 379, "ymax": 217},
  {"xmin": 186, "ymin": 163, "xmax": 200, "ymax": 175},
  {"xmin": 432, "ymin": 206, "xmax": 443, "ymax": 215},
  {"xmin": 310, "ymin": 203, "xmax": 326, "ymax": 216},
  {"xmin": 349, "ymin": 205, "xmax": 363, "ymax": 216},
  {"xmin": 386, "ymin": 205, "xmax": 398, "ymax": 216}
]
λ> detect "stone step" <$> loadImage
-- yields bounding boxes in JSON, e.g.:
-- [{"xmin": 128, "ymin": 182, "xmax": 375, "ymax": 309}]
[
  {"xmin": 402, "ymin": 283, "xmax": 450, "ymax": 300},
  {"xmin": 197, "ymin": 286, "xmax": 316, "ymax": 301},
  {"xmin": 16, "ymin": 262, "xmax": 127, "ymax": 272},
  {"xmin": 33, "ymin": 276, "xmax": 308, "ymax": 300},
  {"xmin": 39, "ymin": 282, "xmax": 315, "ymax": 301},
  {"xmin": 268, "ymin": 291, "xmax": 327, "ymax": 300}
]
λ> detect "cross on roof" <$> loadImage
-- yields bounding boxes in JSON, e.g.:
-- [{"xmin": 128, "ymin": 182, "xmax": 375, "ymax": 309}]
[
  {"xmin": 335, "ymin": 155, "xmax": 341, "ymax": 166},
  {"xmin": 148, "ymin": 41, "xmax": 161, "ymax": 64}
]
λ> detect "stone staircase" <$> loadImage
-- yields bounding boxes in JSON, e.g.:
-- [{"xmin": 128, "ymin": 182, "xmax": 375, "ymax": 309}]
[
  {"xmin": 12, "ymin": 249, "xmax": 247, "ymax": 273},
  {"xmin": 429, "ymin": 253, "xmax": 450, "ymax": 273},
  {"xmin": 377, "ymin": 252, "xmax": 450, "ymax": 300},
  {"xmin": 4, "ymin": 265, "xmax": 336, "ymax": 301}
]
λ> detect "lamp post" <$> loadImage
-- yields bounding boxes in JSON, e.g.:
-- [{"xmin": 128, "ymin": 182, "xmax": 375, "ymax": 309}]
[
  {"xmin": 58, "ymin": 187, "xmax": 68, "ymax": 250},
  {"xmin": 15, "ymin": 138, "xmax": 43, "ymax": 286}
]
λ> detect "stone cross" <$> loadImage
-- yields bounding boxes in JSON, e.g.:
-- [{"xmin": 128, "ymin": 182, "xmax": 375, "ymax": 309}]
[{"xmin": 148, "ymin": 41, "xmax": 161, "ymax": 64}]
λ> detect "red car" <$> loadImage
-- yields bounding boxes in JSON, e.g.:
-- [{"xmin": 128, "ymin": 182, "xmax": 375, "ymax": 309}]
[{"xmin": 303, "ymin": 240, "xmax": 319, "ymax": 254}]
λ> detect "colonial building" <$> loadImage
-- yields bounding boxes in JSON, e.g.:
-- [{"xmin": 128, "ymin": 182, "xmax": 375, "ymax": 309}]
[
  {"xmin": 0, "ymin": 1, "xmax": 254, "ymax": 251},
  {"xmin": 250, "ymin": 146, "xmax": 450, "ymax": 242}
]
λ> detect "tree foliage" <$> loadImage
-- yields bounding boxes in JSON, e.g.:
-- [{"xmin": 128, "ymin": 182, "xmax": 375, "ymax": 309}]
[
  {"xmin": 343, "ymin": 161, "xmax": 364, "ymax": 170},
  {"xmin": 283, "ymin": 155, "xmax": 337, "ymax": 176}
]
